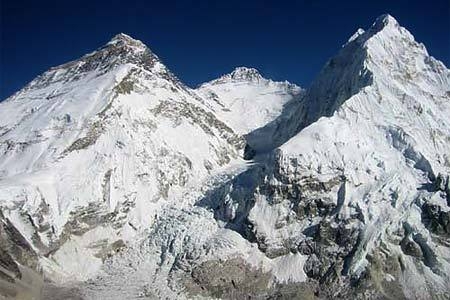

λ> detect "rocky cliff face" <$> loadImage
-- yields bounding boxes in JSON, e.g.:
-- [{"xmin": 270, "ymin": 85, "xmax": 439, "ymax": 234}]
[{"xmin": 1, "ymin": 15, "xmax": 449, "ymax": 300}]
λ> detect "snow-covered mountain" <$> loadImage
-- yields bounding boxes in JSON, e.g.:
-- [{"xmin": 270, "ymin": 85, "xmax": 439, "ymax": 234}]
[
  {"xmin": 197, "ymin": 67, "xmax": 303, "ymax": 135},
  {"xmin": 0, "ymin": 33, "xmax": 246, "ymax": 285},
  {"xmin": 205, "ymin": 14, "xmax": 450, "ymax": 299},
  {"xmin": 1, "ymin": 14, "xmax": 449, "ymax": 300}
]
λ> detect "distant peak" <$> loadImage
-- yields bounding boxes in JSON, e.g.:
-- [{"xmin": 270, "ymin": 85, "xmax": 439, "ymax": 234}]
[
  {"xmin": 231, "ymin": 66, "xmax": 260, "ymax": 74},
  {"xmin": 111, "ymin": 33, "xmax": 133, "ymax": 41},
  {"xmin": 107, "ymin": 33, "xmax": 146, "ymax": 49},
  {"xmin": 201, "ymin": 67, "xmax": 266, "ymax": 86},
  {"xmin": 227, "ymin": 67, "xmax": 264, "ymax": 82},
  {"xmin": 199, "ymin": 66, "xmax": 302, "ymax": 92}
]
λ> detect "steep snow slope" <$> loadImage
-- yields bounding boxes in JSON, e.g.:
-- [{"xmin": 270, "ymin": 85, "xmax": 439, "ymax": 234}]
[
  {"xmin": 213, "ymin": 14, "xmax": 450, "ymax": 299},
  {"xmin": 0, "ymin": 33, "xmax": 244, "ymax": 283},
  {"xmin": 197, "ymin": 67, "xmax": 303, "ymax": 135}
]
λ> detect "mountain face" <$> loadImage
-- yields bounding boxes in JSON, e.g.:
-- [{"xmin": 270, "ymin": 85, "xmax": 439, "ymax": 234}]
[
  {"xmin": 196, "ymin": 67, "xmax": 304, "ymax": 158},
  {"xmin": 210, "ymin": 14, "xmax": 450, "ymax": 299},
  {"xmin": 197, "ymin": 67, "xmax": 303, "ymax": 135},
  {"xmin": 0, "ymin": 33, "xmax": 246, "ymax": 284},
  {"xmin": 1, "ymin": 14, "xmax": 449, "ymax": 300}
]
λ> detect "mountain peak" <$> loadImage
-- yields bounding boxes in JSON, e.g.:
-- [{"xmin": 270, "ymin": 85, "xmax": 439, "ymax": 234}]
[
  {"xmin": 229, "ymin": 67, "xmax": 263, "ymax": 81},
  {"xmin": 15, "ymin": 33, "xmax": 164, "ymax": 95},
  {"xmin": 345, "ymin": 14, "xmax": 403, "ymax": 45},
  {"xmin": 372, "ymin": 13, "xmax": 399, "ymax": 29},
  {"xmin": 363, "ymin": 14, "xmax": 421, "ymax": 57},
  {"xmin": 206, "ymin": 67, "xmax": 265, "ymax": 85},
  {"xmin": 344, "ymin": 14, "xmax": 403, "ymax": 46},
  {"xmin": 200, "ymin": 66, "xmax": 302, "ymax": 92},
  {"xmin": 106, "ymin": 33, "xmax": 147, "ymax": 49}
]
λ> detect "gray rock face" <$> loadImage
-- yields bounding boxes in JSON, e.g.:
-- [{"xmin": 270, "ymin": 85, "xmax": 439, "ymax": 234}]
[
  {"xmin": 421, "ymin": 202, "xmax": 450, "ymax": 237},
  {"xmin": 0, "ymin": 211, "xmax": 39, "ymax": 279},
  {"xmin": 197, "ymin": 162, "xmax": 365, "ymax": 296},
  {"xmin": 0, "ymin": 210, "xmax": 44, "ymax": 299}
]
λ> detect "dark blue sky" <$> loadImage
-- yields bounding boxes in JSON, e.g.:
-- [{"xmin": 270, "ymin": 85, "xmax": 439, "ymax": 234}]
[{"xmin": 1, "ymin": 0, "xmax": 449, "ymax": 100}]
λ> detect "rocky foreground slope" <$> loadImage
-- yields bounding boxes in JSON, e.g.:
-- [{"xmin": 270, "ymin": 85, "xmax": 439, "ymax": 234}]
[{"xmin": 1, "ymin": 14, "xmax": 449, "ymax": 300}]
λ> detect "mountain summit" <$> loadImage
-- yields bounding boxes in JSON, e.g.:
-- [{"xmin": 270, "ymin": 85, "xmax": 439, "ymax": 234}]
[
  {"xmin": 263, "ymin": 13, "xmax": 448, "ymax": 151},
  {"xmin": 212, "ymin": 66, "xmax": 265, "ymax": 83},
  {"xmin": 106, "ymin": 33, "xmax": 147, "ymax": 47},
  {"xmin": 1, "ymin": 15, "xmax": 449, "ymax": 300}
]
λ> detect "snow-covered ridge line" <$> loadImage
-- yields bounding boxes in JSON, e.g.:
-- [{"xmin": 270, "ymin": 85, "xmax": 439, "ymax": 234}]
[
  {"xmin": 199, "ymin": 66, "xmax": 300, "ymax": 89},
  {"xmin": 3, "ymin": 33, "xmax": 169, "ymax": 104}
]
